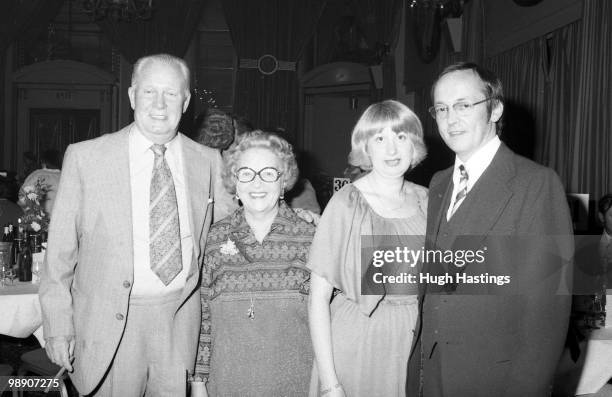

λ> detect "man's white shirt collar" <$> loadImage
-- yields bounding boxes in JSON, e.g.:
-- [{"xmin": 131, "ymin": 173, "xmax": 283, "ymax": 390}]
[
  {"xmin": 129, "ymin": 126, "xmax": 182, "ymax": 157},
  {"xmin": 452, "ymin": 135, "xmax": 502, "ymax": 193}
]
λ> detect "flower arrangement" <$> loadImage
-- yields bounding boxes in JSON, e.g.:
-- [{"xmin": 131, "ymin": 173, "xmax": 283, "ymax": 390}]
[{"xmin": 21, "ymin": 177, "xmax": 51, "ymax": 233}]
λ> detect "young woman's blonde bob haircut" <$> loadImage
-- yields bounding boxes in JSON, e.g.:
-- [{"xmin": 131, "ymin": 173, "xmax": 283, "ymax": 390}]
[{"xmin": 348, "ymin": 100, "xmax": 426, "ymax": 171}]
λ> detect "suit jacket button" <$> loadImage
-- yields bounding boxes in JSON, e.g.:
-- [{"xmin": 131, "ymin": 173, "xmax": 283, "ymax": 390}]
[
  {"xmin": 123, "ymin": 281, "xmax": 131, "ymax": 288},
  {"xmin": 116, "ymin": 313, "xmax": 124, "ymax": 321}
]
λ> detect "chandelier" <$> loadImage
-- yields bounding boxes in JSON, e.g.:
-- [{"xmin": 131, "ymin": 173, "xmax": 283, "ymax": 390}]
[
  {"xmin": 408, "ymin": 0, "xmax": 467, "ymax": 19},
  {"xmin": 82, "ymin": 0, "xmax": 154, "ymax": 21},
  {"xmin": 408, "ymin": 0, "xmax": 468, "ymax": 63}
]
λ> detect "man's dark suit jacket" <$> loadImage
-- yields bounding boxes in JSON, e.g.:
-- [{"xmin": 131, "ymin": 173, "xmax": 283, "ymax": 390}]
[{"xmin": 408, "ymin": 143, "xmax": 573, "ymax": 397}]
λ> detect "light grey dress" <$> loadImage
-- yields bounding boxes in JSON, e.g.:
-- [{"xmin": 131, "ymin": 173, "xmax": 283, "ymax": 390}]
[{"xmin": 307, "ymin": 183, "xmax": 427, "ymax": 397}]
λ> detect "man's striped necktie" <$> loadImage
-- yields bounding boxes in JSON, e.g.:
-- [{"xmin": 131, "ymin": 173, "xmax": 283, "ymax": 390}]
[
  {"xmin": 149, "ymin": 144, "xmax": 182, "ymax": 285},
  {"xmin": 449, "ymin": 164, "xmax": 469, "ymax": 218}
]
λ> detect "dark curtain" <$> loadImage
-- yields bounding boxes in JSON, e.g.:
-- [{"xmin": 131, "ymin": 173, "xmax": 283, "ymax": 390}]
[
  {"xmin": 96, "ymin": 0, "xmax": 206, "ymax": 64},
  {"xmin": 222, "ymin": 0, "xmax": 326, "ymax": 140},
  {"xmin": 0, "ymin": 0, "xmax": 65, "ymax": 170},
  {"xmin": 353, "ymin": 0, "xmax": 403, "ymax": 99},
  {"xmin": 487, "ymin": 38, "xmax": 546, "ymax": 160},
  {"xmin": 540, "ymin": 22, "xmax": 581, "ymax": 187},
  {"xmin": 568, "ymin": 0, "xmax": 612, "ymax": 200},
  {"xmin": 486, "ymin": 0, "xmax": 612, "ymax": 200},
  {"xmin": 461, "ymin": 0, "xmax": 485, "ymax": 63},
  {"xmin": 0, "ymin": 0, "xmax": 65, "ymax": 57}
]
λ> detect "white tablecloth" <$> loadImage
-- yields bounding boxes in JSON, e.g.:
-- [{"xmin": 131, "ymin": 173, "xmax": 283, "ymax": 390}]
[
  {"xmin": 575, "ymin": 327, "xmax": 612, "ymax": 395},
  {"xmin": 0, "ymin": 281, "xmax": 44, "ymax": 346}
]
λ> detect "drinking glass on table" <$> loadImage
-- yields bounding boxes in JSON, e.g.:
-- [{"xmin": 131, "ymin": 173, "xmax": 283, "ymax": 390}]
[
  {"xmin": 0, "ymin": 263, "xmax": 6, "ymax": 286},
  {"xmin": 32, "ymin": 252, "xmax": 44, "ymax": 284},
  {"xmin": 1, "ymin": 262, "xmax": 15, "ymax": 286}
]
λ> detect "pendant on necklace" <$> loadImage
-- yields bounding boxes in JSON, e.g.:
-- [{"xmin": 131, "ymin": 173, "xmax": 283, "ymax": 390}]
[{"xmin": 247, "ymin": 297, "xmax": 255, "ymax": 320}]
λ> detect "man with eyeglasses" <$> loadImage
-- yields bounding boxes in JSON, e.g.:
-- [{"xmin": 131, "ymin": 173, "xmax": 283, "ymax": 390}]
[{"xmin": 408, "ymin": 62, "xmax": 573, "ymax": 396}]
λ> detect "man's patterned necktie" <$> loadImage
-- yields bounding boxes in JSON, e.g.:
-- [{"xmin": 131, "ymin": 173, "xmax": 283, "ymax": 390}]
[
  {"xmin": 449, "ymin": 164, "xmax": 469, "ymax": 218},
  {"xmin": 149, "ymin": 144, "xmax": 182, "ymax": 285}
]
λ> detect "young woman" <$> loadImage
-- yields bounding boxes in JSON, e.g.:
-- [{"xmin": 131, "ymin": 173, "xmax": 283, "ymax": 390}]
[{"xmin": 308, "ymin": 100, "xmax": 428, "ymax": 396}]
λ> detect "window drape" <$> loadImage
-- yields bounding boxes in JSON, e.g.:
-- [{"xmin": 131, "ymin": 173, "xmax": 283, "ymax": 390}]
[
  {"xmin": 353, "ymin": 0, "xmax": 403, "ymax": 99},
  {"xmin": 540, "ymin": 22, "xmax": 581, "ymax": 187},
  {"xmin": 486, "ymin": 38, "xmax": 546, "ymax": 160},
  {"xmin": 568, "ymin": 0, "xmax": 612, "ymax": 199},
  {"xmin": 486, "ymin": 0, "xmax": 612, "ymax": 200},
  {"xmin": 461, "ymin": 0, "xmax": 485, "ymax": 64},
  {"xmin": 0, "ymin": 0, "xmax": 65, "ymax": 57},
  {"xmin": 221, "ymin": 0, "xmax": 326, "ymax": 140},
  {"xmin": 96, "ymin": 0, "xmax": 206, "ymax": 64}
]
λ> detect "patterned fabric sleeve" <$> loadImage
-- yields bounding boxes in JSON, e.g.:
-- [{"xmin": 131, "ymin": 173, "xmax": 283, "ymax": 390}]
[{"xmin": 195, "ymin": 251, "xmax": 214, "ymax": 381}]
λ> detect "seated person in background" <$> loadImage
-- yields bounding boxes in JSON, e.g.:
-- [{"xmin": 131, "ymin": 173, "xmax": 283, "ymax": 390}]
[
  {"xmin": 20, "ymin": 151, "xmax": 38, "ymax": 185},
  {"xmin": 195, "ymin": 131, "xmax": 316, "ymax": 397},
  {"xmin": 231, "ymin": 113, "xmax": 255, "ymax": 138},
  {"xmin": 195, "ymin": 108, "xmax": 236, "ymax": 151},
  {"xmin": 599, "ymin": 194, "xmax": 612, "ymax": 288},
  {"xmin": 0, "ymin": 174, "xmax": 24, "ymax": 226},
  {"xmin": 19, "ymin": 149, "xmax": 62, "ymax": 216},
  {"xmin": 285, "ymin": 177, "xmax": 321, "ymax": 215}
]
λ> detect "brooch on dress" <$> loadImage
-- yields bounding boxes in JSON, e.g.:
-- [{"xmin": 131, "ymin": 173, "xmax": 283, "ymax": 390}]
[{"xmin": 219, "ymin": 238, "xmax": 239, "ymax": 256}]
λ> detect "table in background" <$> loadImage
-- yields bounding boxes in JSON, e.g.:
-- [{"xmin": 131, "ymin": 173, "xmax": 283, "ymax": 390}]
[
  {"xmin": 575, "ymin": 327, "xmax": 612, "ymax": 395},
  {"xmin": 0, "ymin": 281, "xmax": 44, "ymax": 346}
]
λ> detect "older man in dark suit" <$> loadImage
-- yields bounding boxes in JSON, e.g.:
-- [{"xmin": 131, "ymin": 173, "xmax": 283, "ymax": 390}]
[{"xmin": 409, "ymin": 62, "xmax": 573, "ymax": 397}]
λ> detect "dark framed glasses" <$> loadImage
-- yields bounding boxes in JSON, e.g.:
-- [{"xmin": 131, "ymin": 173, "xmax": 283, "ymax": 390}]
[{"xmin": 235, "ymin": 167, "xmax": 282, "ymax": 183}]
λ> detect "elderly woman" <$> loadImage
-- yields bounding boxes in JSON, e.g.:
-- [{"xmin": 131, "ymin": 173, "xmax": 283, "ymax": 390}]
[
  {"xmin": 308, "ymin": 100, "xmax": 428, "ymax": 396},
  {"xmin": 195, "ymin": 130, "xmax": 315, "ymax": 396}
]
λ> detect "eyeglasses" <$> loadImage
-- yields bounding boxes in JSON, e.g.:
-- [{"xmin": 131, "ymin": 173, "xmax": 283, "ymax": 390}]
[
  {"xmin": 428, "ymin": 98, "xmax": 491, "ymax": 120},
  {"xmin": 235, "ymin": 167, "xmax": 282, "ymax": 183}
]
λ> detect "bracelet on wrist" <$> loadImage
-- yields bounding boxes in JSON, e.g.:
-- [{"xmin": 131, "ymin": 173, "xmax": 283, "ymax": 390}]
[{"xmin": 320, "ymin": 383, "xmax": 342, "ymax": 395}]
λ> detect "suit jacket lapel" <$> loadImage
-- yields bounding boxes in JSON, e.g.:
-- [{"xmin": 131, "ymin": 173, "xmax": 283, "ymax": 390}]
[
  {"xmin": 105, "ymin": 126, "xmax": 134, "ymax": 267},
  {"xmin": 443, "ymin": 144, "xmax": 516, "ymax": 283},
  {"xmin": 457, "ymin": 144, "xmax": 515, "ymax": 236},
  {"xmin": 427, "ymin": 168, "xmax": 453, "ymax": 250}
]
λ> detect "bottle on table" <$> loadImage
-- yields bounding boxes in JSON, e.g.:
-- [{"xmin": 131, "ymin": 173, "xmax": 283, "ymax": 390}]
[
  {"xmin": 30, "ymin": 233, "xmax": 43, "ymax": 284},
  {"xmin": 17, "ymin": 233, "xmax": 32, "ymax": 282},
  {"xmin": 31, "ymin": 233, "xmax": 42, "ymax": 254},
  {"xmin": 2, "ymin": 226, "xmax": 9, "ymax": 242},
  {"xmin": 11, "ymin": 227, "xmax": 23, "ymax": 269}
]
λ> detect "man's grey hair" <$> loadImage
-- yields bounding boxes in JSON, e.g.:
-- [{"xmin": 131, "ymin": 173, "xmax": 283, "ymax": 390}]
[{"xmin": 131, "ymin": 53, "xmax": 191, "ymax": 94}]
